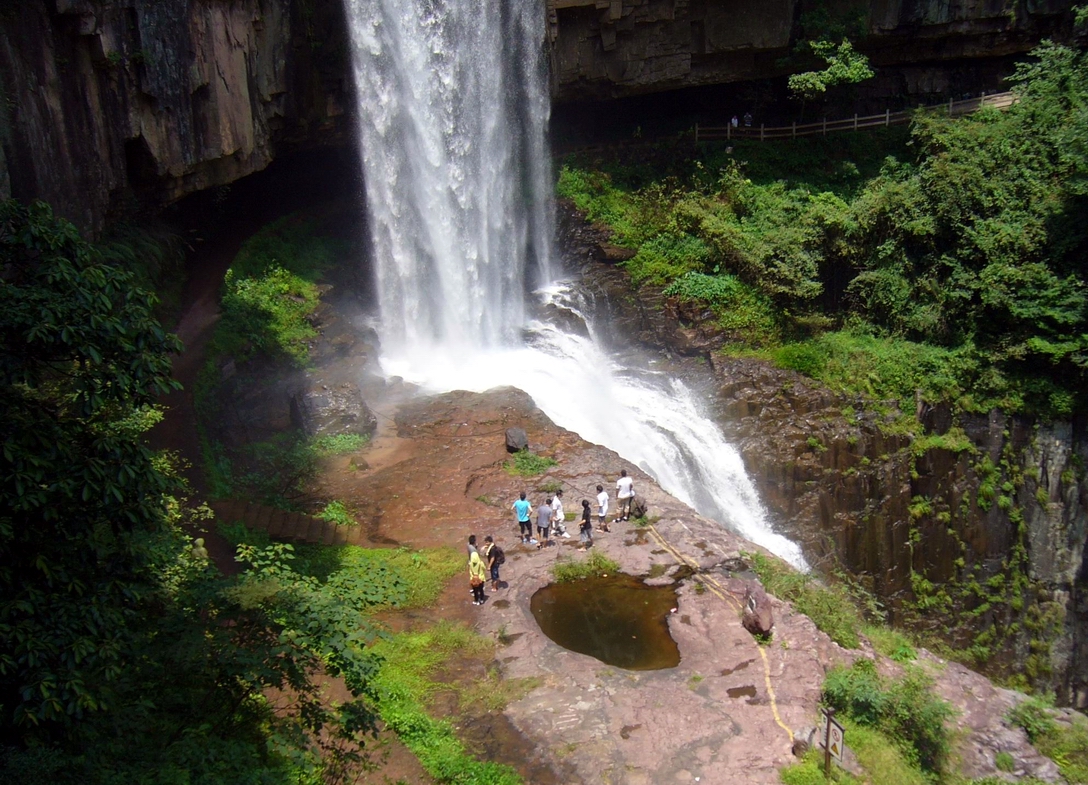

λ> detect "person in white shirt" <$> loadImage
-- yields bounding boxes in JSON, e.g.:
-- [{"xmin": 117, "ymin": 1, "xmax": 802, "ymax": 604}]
[
  {"xmin": 616, "ymin": 469, "xmax": 634, "ymax": 521},
  {"xmin": 596, "ymin": 484, "xmax": 610, "ymax": 532},
  {"xmin": 551, "ymin": 490, "xmax": 569, "ymax": 537}
]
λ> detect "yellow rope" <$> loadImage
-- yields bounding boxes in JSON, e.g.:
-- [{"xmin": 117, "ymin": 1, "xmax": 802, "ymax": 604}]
[{"xmin": 647, "ymin": 524, "xmax": 794, "ymax": 744}]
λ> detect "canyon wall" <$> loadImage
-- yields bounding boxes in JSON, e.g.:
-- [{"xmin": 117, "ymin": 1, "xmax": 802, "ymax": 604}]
[
  {"xmin": 547, "ymin": 0, "xmax": 1073, "ymax": 101},
  {"xmin": 0, "ymin": 0, "xmax": 350, "ymax": 233}
]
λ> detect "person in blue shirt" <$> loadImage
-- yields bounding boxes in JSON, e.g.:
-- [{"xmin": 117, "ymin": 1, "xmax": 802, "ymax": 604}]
[{"xmin": 512, "ymin": 491, "xmax": 533, "ymax": 543}]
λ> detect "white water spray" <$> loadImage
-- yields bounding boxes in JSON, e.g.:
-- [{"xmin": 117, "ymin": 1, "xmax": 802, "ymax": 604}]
[{"xmin": 346, "ymin": 0, "xmax": 806, "ymax": 567}]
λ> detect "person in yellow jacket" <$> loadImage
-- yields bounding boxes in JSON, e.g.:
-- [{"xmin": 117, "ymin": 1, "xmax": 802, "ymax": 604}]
[{"xmin": 469, "ymin": 550, "xmax": 487, "ymax": 605}]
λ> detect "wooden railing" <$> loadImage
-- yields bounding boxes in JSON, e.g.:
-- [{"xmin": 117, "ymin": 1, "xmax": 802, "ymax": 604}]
[{"xmin": 694, "ymin": 91, "xmax": 1017, "ymax": 143}]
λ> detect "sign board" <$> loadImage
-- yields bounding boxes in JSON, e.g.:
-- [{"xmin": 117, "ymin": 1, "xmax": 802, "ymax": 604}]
[{"xmin": 820, "ymin": 709, "xmax": 846, "ymax": 764}]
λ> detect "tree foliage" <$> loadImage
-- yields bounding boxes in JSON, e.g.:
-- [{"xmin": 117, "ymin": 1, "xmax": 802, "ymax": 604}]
[
  {"xmin": 0, "ymin": 200, "xmax": 380, "ymax": 783},
  {"xmin": 559, "ymin": 37, "xmax": 1088, "ymax": 417},
  {"xmin": 788, "ymin": 39, "xmax": 875, "ymax": 100},
  {"xmin": 0, "ymin": 199, "xmax": 182, "ymax": 729}
]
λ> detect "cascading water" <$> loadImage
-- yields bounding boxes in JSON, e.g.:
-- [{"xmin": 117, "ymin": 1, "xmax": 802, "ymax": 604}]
[{"xmin": 345, "ymin": 0, "xmax": 806, "ymax": 567}]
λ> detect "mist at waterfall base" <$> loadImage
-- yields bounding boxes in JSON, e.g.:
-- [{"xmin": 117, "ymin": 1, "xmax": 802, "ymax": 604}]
[
  {"xmin": 380, "ymin": 284, "xmax": 807, "ymax": 569},
  {"xmin": 345, "ymin": 0, "xmax": 806, "ymax": 569}
]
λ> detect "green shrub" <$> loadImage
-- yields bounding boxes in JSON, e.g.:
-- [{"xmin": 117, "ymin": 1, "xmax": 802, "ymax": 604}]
[
  {"xmin": 624, "ymin": 233, "xmax": 709, "ymax": 286},
  {"xmin": 552, "ymin": 551, "xmax": 621, "ymax": 583},
  {"xmin": 1007, "ymin": 695, "xmax": 1058, "ymax": 742},
  {"xmin": 504, "ymin": 450, "xmax": 558, "ymax": 477},
  {"xmin": 209, "ymin": 215, "xmax": 342, "ymax": 367},
  {"xmin": 822, "ymin": 660, "xmax": 954, "ymax": 775},
  {"xmin": 316, "ymin": 500, "xmax": 355, "ymax": 527},
  {"xmin": 1036, "ymin": 713, "xmax": 1088, "ymax": 784},
  {"xmin": 664, "ymin": 272, "xmax": 780, "ymax": 342},
  {"xmin": 775, "ymin": 343, "xmax": 828, "ymax": 377}
]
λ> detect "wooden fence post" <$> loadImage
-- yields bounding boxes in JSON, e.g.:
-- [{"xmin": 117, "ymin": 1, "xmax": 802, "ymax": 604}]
[
  {"xmin": 885, "ymin": 108, "xmax": 890, "ymax": 126},
  {"xmin": 760, "ymin": 123, "xmax": 764, "ymax": 142},
  {"xmin": 853, "ymin": 113, "xmax": 858, "ymax": 131},
  {"xmin": 792, "ymin": 121, "xmax": 796, "ymax": 138},
  {"xmin": 948, "ymin": 97, "xmax": 954, "ymax": 114},
  {"xmin": 727, "ymin": 122, "xmax": 730, "ymax": 140},
  {"xmin": 695, "ymin": 122, "xmax": 699, "ymax": 144},
  {"xmin": 822, "ymin": 117, "xmax": 827, "ymax": 136}
]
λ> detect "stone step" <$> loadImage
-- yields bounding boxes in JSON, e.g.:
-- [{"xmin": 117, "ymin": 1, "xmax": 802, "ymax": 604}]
[{"xmin": 210, "ymin": 499, "xmax": 332, "ymax": 546}]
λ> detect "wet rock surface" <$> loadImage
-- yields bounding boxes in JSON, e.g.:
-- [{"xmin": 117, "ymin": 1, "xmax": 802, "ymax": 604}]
[{"xmin": 325, "ymin": 377, "xmax": 1057, "ymax": 784}]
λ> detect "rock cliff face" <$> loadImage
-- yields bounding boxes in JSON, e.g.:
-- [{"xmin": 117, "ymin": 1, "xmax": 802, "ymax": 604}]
[
  {"xmin": 3, "ymin": 0, "xmax": 1075, "ymax": 231},
  {"xmin": 0, "ymin": 0, "xmax": 350, "ymax": 233},
  {"xmin": 547, "ymin": 0, "xmax": 1073, "ymax": 101},
  {"xmin": 559, "ymin": 201, "xmax": 1088, "ymax": 708}
]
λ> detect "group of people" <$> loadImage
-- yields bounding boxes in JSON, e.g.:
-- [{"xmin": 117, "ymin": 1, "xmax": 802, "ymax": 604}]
[
  {"xmin": 511, "ymin": 489, "xmax": 574, "ymax": 550},
  {"xmin": 513, "ymin": 469, "xmax": 637, "ymax": 551},
  {"xmin": 467, "ymin": 534, "xmax": 502, "ymax": 606},
  {"xmin": 467, "ymin": 470, "xmax": 640, "ymax": 606}
]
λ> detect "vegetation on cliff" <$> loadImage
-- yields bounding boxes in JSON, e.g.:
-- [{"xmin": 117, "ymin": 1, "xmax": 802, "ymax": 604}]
[{"xmin": 558, "ymin": 38, "xmax": 1088, "ymax": 420}]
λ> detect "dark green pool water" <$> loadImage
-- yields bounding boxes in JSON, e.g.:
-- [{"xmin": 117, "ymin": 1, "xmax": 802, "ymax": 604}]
[{"xmin": 530, "ymin": 574, "xmax": 680, "ymax": 670}]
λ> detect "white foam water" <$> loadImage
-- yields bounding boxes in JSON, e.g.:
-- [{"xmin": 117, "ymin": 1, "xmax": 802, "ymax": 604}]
[{"xmin": 345, "ymin": 0, "xmax": 806, "ymax": 568}]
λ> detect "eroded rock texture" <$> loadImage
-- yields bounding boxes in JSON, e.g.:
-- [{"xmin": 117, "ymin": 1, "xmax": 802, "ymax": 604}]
[
  {"xmin": 547, "ymin": 0, "xmax": 1073, "ymax": 101},
  {"xmin": 0, "ymin": 0, "xmax": 349, "ymax": 232}
]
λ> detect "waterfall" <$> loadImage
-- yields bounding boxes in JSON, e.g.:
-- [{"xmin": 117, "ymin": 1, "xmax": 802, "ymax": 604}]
[
  {"xmin": 345, "ymin": 0, "xmax": 807, "ymax": 568},
  {"xmin": 346, "ymin": 0, "xmax": 553, "ymax": 352}
]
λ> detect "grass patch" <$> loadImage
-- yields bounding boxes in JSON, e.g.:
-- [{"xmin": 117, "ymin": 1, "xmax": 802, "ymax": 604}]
[
  {"xmin": 780, "ymin": 716, "xmax": 933, "ymax": 785},
  {"xmin": 291, "ymin": 544, "xmax": 464, "ymax": 608},
  {"xmin": 503, "ymin": 449, "xmax": 558, "ymax": 477},
  {"xmin": 552, "ymin": 551, "xmax": 621, "ymax": 583},
  {"xmin": 210, "ymin": 215, "xmax": 341, "ymax": 367},
  {"xmin": 220, "ymin": 525, "xmax": 463, "ymax": 611},
  {"xmin": 459, "ymin": 669, "xmax": 543, "ymax": 713},
  {"xmin": 864, "ymin": 626, "xmax": 917, "ymax": 663},
  {"xmin": 748, "ymin": 551, "xmax": 863, "ymax": 649},
  {"xmin": 369, "ymin": 623, "xmax": 522, "ymax": 785},
  {"xmin": 312, "ymin": 432, "xmax": 370, "ymax": 455},
  {"xmin": 780, "ymin": 750, "xmax": 862, "ymax": 784}
]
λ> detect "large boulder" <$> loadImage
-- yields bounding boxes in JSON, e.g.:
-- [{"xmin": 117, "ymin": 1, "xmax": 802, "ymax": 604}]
[
  {"xmin": 741, "ymin": 581, "xmax": 774, "ymax": 638},
  {"xmin": 505, "ymin": 427, "xmax": 529, "ymax": 453},
  {"xmin": 290, "ymin": 381, "xmax": 377, "ymax": 439}
]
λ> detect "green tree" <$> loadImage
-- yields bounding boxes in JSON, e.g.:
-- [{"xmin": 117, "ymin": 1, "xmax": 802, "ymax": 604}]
[
  {"xmin": 788, "ymin": 39, "xmax": 874, "ymax": 101},
  {"xmin": 0, "ymin": 199, "xmax": 183, "ymax": 730}
]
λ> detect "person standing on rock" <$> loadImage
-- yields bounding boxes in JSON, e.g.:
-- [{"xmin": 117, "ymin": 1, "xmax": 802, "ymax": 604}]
[
  {"xmin": 579, "ymin": 499, "xmax": 594, "ymax": 550},
  {"xmin": 616, "ymin": 470, "xmax": 634, "ymax": 521},
  {"xmin": 551, "ymin": 490, "xmax": 569, "ymax": 538},
  {"xmin": 469, "ymin": 550, "xmax": 487, "ymax": 605},
  {"xmin": 596, "ymin": 484, "xmax": 610, "ymax": 532},
  {"xmin": 512, "ymin": 491, "xmax": 533, "ymax": 544},
  {"xmin": 535, "ymin": 498, "xmax": 554, "ymax": 549},
  {"xmin": 467, "ymin": 534, "xmax": 478, "ymax": 557},
  {"xmin": 484, "ymin": 535, "xmax": 502, "ymax": 592}
]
